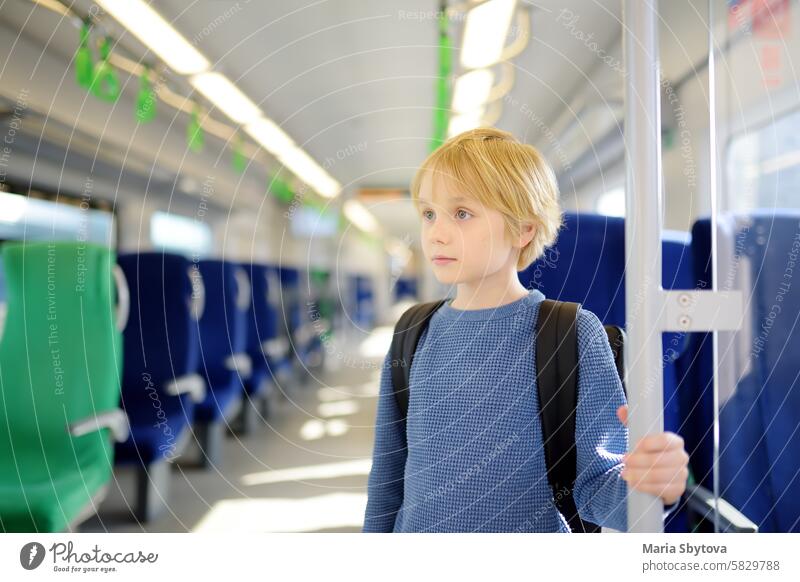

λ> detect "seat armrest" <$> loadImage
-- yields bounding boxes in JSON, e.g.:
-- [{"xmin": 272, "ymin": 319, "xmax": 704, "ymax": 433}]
[
  {"xmin": 164, "ymin": 373, "xmax": 207, "ymax": 402},
  {"xmin": 224, "ymin": 352, "xmax": 252, "ymax": 378},
  {"xmin": 67, "ymin": 409, "xmax": 130, "ymax": 443},
  {"xmin": 685, "ymin": 484, "xmax": 758, "ymax": 532},
  {"xmin": 294, "ymin": 323, "xmax": 316, "ymax": 346},
  {"xmin": 0, "ymin": 302, "xmax": 7, "ymax": 344},
  {"xmin": 113, "ymin": 264, "xmax": 130, "ymax": 332},
  {"xmin": 262, "ymin": 337, "xmax": 289, "ymax": 359}
]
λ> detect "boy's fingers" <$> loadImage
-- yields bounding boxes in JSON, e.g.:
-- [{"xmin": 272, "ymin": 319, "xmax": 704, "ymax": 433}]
[
  {"xmin": 622, "ymin": 466, "xmax": 689, "ymax": 484},
  {"xmin": 624, "ymin": 449, "xmax": 689, "ymax": 469},
  {"xmin": 632, "ymin": 431, "xmax": 685, "ymax": 453},
  {"xmin": 616, "ymin": 405, "xmax": 628, "ymax": 427}
]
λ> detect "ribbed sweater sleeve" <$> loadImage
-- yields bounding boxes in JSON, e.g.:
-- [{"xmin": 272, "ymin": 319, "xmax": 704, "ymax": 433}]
[
  {"xmin": 572, "ymin": 308, "xmax": 630, "ymax": 531},
  {"xmin": 362, "ymin": 351, "xmax": 407, "ymax": 532}
]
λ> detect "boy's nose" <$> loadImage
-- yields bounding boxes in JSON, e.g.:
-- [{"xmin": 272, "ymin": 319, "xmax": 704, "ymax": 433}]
[
  {"xmin": 429, "ymin": 228, "xmax": 451, "ymax": 246},
  {"xmin": 427, "ymin": 218, "xmax": 453, "ymax": 245}
]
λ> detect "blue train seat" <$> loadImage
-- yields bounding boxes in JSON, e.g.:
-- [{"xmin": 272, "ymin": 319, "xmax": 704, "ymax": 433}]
[
  {"xmin": 353, "ymin": 275, "xmax": 375, "ymax": 329},
  {"xmin": 194, "ymin": 260, "xmax": 251, "ymax": 467},
  {"xmin": 239, "ymin": 263, "xmax": 279, "ymax": 432},
  {"xmin": 262, "ymin": 265, "xmax": 293, "ymax": 387},
  {"xmin": 115, "ymin": 252, "xmax": 205, "ymax": 520},
  {"xmin": 685, "ymin": 211, "xmax": 800, "ymax": 532},
  {"xmin": 277, "ymin": 266, "xmax": 306, "ymax": 383},
  {"xmin": 394, "ymin": 277, "xmax": 418, "ymax": 301}
]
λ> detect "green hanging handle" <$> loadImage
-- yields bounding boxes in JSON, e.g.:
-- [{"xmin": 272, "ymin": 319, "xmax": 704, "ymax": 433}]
[
  {"xmin": 431, "ymin": 6, "xmax": 452, "ymax": 151},
  {"xmin": 91, "ymin": 36, "xmax": 120, "ymax": 102},
  {"xmin": 136, "ymin": 66, "xmax": 157, "ymax": 123},
  {"xmin": 74, "ymin": 22, "xmax": 94, "ymax": 89},
  {"xmin": 269, "ymin": 172, "xmax": 294, "ymax": 203},
  {"xmin": 187, "ymin": 107, "xmax": 204, "ymax": 152},
  {"xmin": 231, "ymin": 134, "xmax": 247, "ymax": 172}
]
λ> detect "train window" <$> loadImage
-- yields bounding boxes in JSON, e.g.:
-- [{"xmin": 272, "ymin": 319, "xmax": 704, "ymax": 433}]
[
  {"xmin": 150, "ymin": 211, "xmax": 212, "ymax": 256},
  {"xmin": 595, "ymin": 186, "xmax": 625, "ymax": 217},
  {"xmin": 0, "ymin": 191, "xmax": 114, "ymax": 244},
  {"xmin": 726, "ymin": 107, "xmax": 800, "ymax": 210},
  {"xmin": 290, "ymin": 205, "xmax": 339, "ymax": 238}
]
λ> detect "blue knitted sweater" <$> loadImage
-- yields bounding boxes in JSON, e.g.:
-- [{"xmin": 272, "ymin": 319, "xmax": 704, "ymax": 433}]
[{"xmin": 363, "ymin": 288, "xmax": 633, "ymax": 533}]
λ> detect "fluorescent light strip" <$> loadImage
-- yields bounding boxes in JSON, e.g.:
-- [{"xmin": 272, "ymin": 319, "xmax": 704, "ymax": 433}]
[
  {"xmin": 280, "ymin": 147, "xmax": 341, "ymax": 198},
  {"xmin": 279, "ymin": 147, "xmax": 317, "ymax": 181},
  {"xmin": 308, "ymin": 176, "xmax": 340, "ymax": 199},
  {"xmin": 461, "ymin": 0, "xmax": 517, "ymax": 69},
  {"xmin": 190, "ymin": 72, "xmax": 262, "ymax": 124},
  {"xmin": 305, "ymin": 167, "xmax": 341, "ymax": 199},
  {"xmin": 343, "ymin": 200, "xmax": 379, "ymax": 233},
  {"xmin": 244, "ymin": 118, "xmax": 295, "ymax": 158},
  {"xmin": 97, "ymin": 0, "xmax": 341, "ymax": 199},
  {"xmin": 448, "ymin": 108, "xmax": 485, "ymax": 137},
  {"xmin": 95, "ymin": 0, "xmax": 210, "ymax": 75},
  {"xmin": 452, "ymin": 69, "xmax": 495, "ymax": 114}
]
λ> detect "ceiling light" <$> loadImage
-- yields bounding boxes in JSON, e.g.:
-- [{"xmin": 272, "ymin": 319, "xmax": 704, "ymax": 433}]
[
  {"xmin": 448, "ymin": 108, "xmax": 485, "ymax": 137},
  {"xmin": 343, "ymin": 199, "xmax": 379, "ymax": 233},
  {"xmin": 461, "ymin": 0, "xmax": 517, "ymax": 69},
  {"xmin": 244, "ymin": 118, "xmax": 295, "ymax": 158},
  {"xmin": 452, "ymin": 69, "xmax": 495, "ymax": 113},
  {"xmin": 279, "ymin": 147, "xmax": 340, "ymax": 198},
  {"xmin": 190, "ymin": 72, "xmax": 262, "ymax": 124},
  {"xmin": 95, "ymin": 0, "xmax": 210, "ymax": 75}
]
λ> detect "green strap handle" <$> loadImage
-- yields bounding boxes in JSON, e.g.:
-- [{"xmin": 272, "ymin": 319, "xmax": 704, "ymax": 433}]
[
  {"xmin": 268, "ymin": 173, "xmax": 294, "ymax": 203},
  {"xmin": 232, "ymin": 134, "xmax": 247, "ymax": 172},
  {"xmin": 431, "ymin": 6, "xmax": 452, "ymax": 151},
  {"xmin": 136, "ymin": 66, "xmax": 157, "ymax": 122},
  {"xmin": 187, "ymin": 106, "xmax": 204, "ymax": 152},
  {"xmin": 74, "ymin": 22, "xmax": 94, "ymax": 89},
  {"xmin": 91, "ymin": 37, "xmax": 120, "ymax": 102}
]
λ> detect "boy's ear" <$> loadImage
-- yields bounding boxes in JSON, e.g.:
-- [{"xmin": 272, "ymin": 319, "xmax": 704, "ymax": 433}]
[{"xmin": 516, "ymin": 222, "xmax": 536, "ymax": 249}]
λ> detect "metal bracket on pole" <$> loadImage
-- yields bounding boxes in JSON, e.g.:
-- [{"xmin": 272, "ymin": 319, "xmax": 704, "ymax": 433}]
[{"xmin": 660, "ymin": 290, "xmax": 744, "ymax": 332}]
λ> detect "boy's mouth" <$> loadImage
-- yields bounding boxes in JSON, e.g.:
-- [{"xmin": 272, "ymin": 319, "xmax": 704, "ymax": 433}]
[{"xmin": 432, "ymin": 255, "xmax": 456, "ymax": 265}]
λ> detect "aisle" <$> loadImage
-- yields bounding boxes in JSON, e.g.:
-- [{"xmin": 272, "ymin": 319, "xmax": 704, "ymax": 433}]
[{"xmin": 81, "ymin": 331, "xmax": 390, "ymax": 533}]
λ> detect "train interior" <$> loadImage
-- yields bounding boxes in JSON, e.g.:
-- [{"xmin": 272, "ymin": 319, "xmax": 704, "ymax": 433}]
[{"xmin": 0, "ymin": 0, "xmax": 798, "ymax": 534}]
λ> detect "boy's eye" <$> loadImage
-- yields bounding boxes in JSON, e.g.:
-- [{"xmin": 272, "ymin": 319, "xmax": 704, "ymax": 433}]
[
  {"xmin": 422, "ymin": 209, "xmax": 434, "ymax": 221},
  {"xmin": 456, "ymin": 209, "xmax": 472, "ymax": 220}
]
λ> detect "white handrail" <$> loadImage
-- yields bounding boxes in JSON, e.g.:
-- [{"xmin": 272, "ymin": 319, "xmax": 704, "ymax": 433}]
[{"xmin": 623, "ymin": 0, "xmax": 665, "ymax": 533}]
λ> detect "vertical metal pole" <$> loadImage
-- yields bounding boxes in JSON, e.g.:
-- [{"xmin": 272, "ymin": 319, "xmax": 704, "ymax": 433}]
[
  {"xmin": 623, "ymin": 0, "xmax": 665, "ymax": 532},
  {"xmin": 707, "ymin": 0, "xmax": 721, "ymax": 534}
]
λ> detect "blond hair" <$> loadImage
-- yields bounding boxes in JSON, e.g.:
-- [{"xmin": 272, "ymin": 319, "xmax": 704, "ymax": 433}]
[{"xmin": 410, "ymin": 127, "xmax": 563, "ymax": 271}]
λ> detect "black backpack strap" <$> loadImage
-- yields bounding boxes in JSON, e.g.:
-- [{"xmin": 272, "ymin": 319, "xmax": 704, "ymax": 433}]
[
  {"xmin": 390, "ymin": 300, "xmax": 448, "ymax": 418},
  {"xmin": 603, "ymin": 324, "xmax": 627, "ymax": 398},
  {"xmin": 535, "ymin": 299, "xmax": 602, "ymax": 533}
]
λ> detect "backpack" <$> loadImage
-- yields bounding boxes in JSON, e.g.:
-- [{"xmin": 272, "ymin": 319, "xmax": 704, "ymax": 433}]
[{"xmin": 389, "ymin": 297, "xmax": 627, "ymax": 533}]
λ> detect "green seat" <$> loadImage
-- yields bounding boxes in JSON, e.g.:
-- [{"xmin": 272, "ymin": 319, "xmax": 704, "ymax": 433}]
[{"xmin": 0, "ymin": 242, "xmax": 127, "ymax": 532}]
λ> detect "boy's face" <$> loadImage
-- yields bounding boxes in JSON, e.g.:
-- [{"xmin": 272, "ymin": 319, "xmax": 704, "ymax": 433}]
[{"xmin": 417, "ymin": 171, "xmax": 520, "ymax": 285}]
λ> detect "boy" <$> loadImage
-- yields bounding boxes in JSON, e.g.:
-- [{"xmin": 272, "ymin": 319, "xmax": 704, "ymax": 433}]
[{"xmin": 363, "ymin": 127, "xmax": 689, "ymax": 533}]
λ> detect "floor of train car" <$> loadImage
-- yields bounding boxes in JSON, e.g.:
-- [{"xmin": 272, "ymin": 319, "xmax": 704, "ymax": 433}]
[{"xmin": 80, "ymin": 328, "xmax": 390, "ymax": 534}]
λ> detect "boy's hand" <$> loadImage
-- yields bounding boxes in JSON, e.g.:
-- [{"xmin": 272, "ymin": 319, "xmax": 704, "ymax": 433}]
[{"xmin": 616, "ymin": 405, "xmax": 689, "ymax": 505}]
